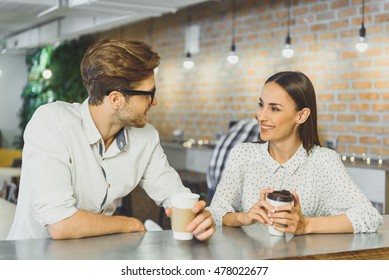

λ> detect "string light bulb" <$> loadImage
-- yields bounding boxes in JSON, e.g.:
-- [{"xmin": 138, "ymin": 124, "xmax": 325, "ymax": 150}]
[
  {"xmin": 282, "ymin": 34, "xmax": 294, "ymax": 58},
  {"xmin": 183, "ymin": 9, "xmax": 195, "ymax": 70},
  {"xmin": 227, "ymin": 42, "xmax": 239, "ymax": 64},
  {"xmin": 282, "ymin": 0, "xmax": 294, "ymax": 58},
  {"xmin": 356, "ymin": 0, "xmax": 368, "ymax": 52},
  {"xmin": 183, "ymin": 52, "xmax": 194, "ymax": 70},
  {"xmin": 227, "ymin": 0, "xmax": 239, "ymax": 64}
]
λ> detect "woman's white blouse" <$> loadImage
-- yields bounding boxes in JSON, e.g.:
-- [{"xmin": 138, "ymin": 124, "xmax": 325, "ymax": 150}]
[{"xmin": 209, "ymin": 142, "xmax": 383, "ymax": 233}]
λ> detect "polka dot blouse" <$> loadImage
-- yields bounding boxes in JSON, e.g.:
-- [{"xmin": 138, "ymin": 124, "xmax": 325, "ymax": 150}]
[{"xmin": 208, "ymin": 142, "xmax": 383, "ymax": 233}]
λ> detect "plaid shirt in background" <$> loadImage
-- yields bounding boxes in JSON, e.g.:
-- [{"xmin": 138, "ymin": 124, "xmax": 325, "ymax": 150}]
[{"xmin": 206, "ymin": 118, "xmax": 260, "ymax": 204}]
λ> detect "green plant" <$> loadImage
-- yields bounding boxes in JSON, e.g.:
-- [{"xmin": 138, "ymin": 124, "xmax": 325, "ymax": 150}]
[
  {"xmin": 49, "ymin": 40, "xmax": 89, "ymax": 104},
  {"xmin": 16, "ymin": 39, "xmax": 89, "ymax": 148}
]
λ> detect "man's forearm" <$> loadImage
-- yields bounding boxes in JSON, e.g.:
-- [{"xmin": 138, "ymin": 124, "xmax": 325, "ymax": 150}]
[{"xmin": 47, "ymin": 209, "xmax": 146, "ymax": 239}]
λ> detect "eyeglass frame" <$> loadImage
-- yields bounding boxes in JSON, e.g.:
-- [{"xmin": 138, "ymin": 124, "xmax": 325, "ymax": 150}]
[{"xmin": 105, "ymin": 88, "xmax": 156, "ymax": 105}]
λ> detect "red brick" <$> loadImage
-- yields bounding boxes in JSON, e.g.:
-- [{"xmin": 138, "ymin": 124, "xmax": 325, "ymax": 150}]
[
  {"xmin": 318, "ymin": 114, "xmax": 334, "ymax": 121},
  {"xmin": 375, "ymin": 81, "xmax": 389, "ymax": 89},
  {"xmin": 319, "ymin": 32, "xmax": 337, "ymax": 40},
  {"xmin": 348, "ymin": 146, "xmax": 368, "ymax": 154},
  {"xmin": 330, "ymin": 83, "xmax": 349, "ymax": 90},
  {"xmin": 338, "ymin": 7, "xmax": 357, "ymax": 17},
  {"xmin": 371, "ymin": 147, "xmax": 389, "ymax": 157},
  {"xmin": 336, "ymin": 146, "xmax": 346, "ymax": 153},
  {"xmin": 374, "ymin": 127, "xmax": 389, "ymax": 134},
  {"xmin": 311, "ymin": 3, "xmax": 328, "ymax": 13},
  {"xmin": 374, "ymin": 59, "xmax": 389, "ymax": 67},
  {"xmin": 372, "ymin": 104, "xmax": 389, "ymax": 111},
  {"xmin": 338, "ymin": 135, "xmax": 357, "ymax": 143},
  {"xmin": 311, "ymin": 24, "xmax": 327, "ymax": 32},
  {"xmin": 352, "ymin": 125, "xmax": 372, "ymax": 133},
  {"xmin": 359, "ymin": 93, "xmax": 380, "ymax": 100},
  {"xmin": 331, "ymin": 0, "xmax": 349, "ymax": 9},
  {"xmin": 359, "ymin": 115, "xmax": 380, "ymax": 122},
  {"xmin": 338, "ymin": 115, "xmax": 356, "ymax": 122},
  {"xmin": 317, "ymin": 104, "xmax": 326, "ymax": 111},
  {"xmin": 376, "ymin": 13, "xmax": 389, "ymax": 23},
  {"xmin": 341, "ymin": 51, "xmax": 358, "ymax": 59},
  {"xmin": 330, "ymin": 20, "xmax": 348, "ymax": 29},
  {"xmin": 352, "ymin": 81, "xmax": 372, "ymax": 89},
  {"xmin": 341, "ymin": 72, "xmax": 361, "ymax": 79},
  {"xmin": 332, "ymin": 124, "xmax": 349, "ymax": 132},
  {"xmin": 329, "ymin": 104, "xmax": 347, "ymax": 111},
  {"xmin": 352, "ymin": 60, "xmax": 372, "ymax": 68},
  {"xmin": 350, "ymin": 104, "xmax": 369, "ymax": 111},
  {"xmin": 293, "ymin": 7, "xmax": 309, "ymax": 17},
  {"xmin": 338, "ymin": 93, "xmax": 356, "ymax": 101}
]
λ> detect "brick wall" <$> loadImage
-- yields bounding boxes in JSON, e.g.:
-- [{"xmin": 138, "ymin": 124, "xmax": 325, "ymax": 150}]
[{"xmin": 95, "ymin": 0, "xmax": 389, "ymax": 157}]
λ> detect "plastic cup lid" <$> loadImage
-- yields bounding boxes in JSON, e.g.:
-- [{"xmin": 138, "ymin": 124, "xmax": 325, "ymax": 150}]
[{"xmin": 267, "ymin": 190, "xmax": 294, "ymax": 202}]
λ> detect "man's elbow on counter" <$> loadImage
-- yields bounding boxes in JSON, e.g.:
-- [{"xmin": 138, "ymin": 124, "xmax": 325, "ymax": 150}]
[{"xmin": 47, "ymin": 223, "xmax": 72, "ymax": 240}]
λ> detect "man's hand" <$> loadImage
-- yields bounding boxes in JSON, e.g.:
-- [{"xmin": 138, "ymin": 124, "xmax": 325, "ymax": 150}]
[{"xmin": 166, "ymin": 200, "xmax": 216, "ymax": 241}]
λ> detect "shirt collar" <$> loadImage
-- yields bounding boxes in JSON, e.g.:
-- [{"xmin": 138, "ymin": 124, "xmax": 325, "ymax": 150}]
[
  {"xmin": 81, "ymin": 98, "xmax": 101, "ymax": 145},
  {"xmin": 262, "ymin": 142, "xmax": 307, "ymax": 175},
  {"xmin": 81, "ymin": 98, "xmax": 128, "ymax": 153}
]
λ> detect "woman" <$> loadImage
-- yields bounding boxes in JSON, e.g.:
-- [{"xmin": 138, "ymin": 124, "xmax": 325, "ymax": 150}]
[{"xmin": 209, "ymin": 71, "xmax": 382, "ymax": 234}]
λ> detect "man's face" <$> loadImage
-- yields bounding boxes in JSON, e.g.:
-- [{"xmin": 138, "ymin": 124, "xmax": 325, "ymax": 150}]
[{"xmin": 116, "ymin": 74, "xmax": 157, "ymax": 128}]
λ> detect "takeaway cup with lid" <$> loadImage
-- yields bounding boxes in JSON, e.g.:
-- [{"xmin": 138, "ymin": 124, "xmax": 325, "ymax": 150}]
[{"xmin": 266, "ymin": 190, "xmax": 294, "ymax": 236}]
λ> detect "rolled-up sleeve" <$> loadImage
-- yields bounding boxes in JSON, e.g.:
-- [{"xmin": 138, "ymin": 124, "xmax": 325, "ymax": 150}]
[
  {"xmin": 317, "ymin": 151, "xmax": 383, "ymax": 233},
  {"xmin": 24, "ymin": 106, "xmax": 78, "ymax": 226},
  {"xmin": 137, "ymin": 129, "xmax": 190, "ymax": 208}
]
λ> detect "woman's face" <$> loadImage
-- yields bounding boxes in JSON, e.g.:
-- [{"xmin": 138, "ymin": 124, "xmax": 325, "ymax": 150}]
[{"xmin": 256, "ymin": 82, "xmax": 302, "ymax": 144}]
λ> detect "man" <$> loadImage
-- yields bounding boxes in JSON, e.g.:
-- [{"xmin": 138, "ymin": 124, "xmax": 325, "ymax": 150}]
[{"xmin": 7, "ymin": 38, "xmax": 215, "ymax": 241}]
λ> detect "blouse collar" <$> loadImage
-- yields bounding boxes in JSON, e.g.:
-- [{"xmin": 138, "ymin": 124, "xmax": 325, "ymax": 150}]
[{"xmin": 261, "ymin": 142, "xmax": 307, "ymax": 175}]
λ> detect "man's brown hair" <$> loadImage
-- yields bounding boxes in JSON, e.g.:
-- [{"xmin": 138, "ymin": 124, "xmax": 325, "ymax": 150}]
[{"xmin": 81, "ymin": 38, "xmax": 160, "ymax": 105}]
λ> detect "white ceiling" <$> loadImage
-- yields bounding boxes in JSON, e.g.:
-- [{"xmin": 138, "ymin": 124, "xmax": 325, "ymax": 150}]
[{"xmin": 0, "ymin": 0, "xmax": 211, "ymax": 51}]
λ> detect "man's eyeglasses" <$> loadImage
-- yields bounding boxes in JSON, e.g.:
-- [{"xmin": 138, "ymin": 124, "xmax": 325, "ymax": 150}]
[{"xmin": 106, "ymin": 89, "xmax": 156, "ymax": 105}]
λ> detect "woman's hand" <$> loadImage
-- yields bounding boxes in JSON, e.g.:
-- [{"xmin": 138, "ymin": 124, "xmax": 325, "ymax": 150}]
[
  {"xmin": 239, "ymin": 188, "xmax": 275, "ymax": 226},
  {"xmin": 267, "ymin": 191, "xmax": 307, "ymax": 235},
  {"xmin": 238, "ymin": 202, "xmax": 266, "ymax": 226}
]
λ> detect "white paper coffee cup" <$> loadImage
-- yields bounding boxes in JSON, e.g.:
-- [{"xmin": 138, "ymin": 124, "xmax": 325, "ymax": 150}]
[
  {"xmin": 170, "ymin": 193, "xmax": 200, "ymax": 240},
  {"xmin": 266, "ymin": 190, "xmax": 294, "ymax": 236}
]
